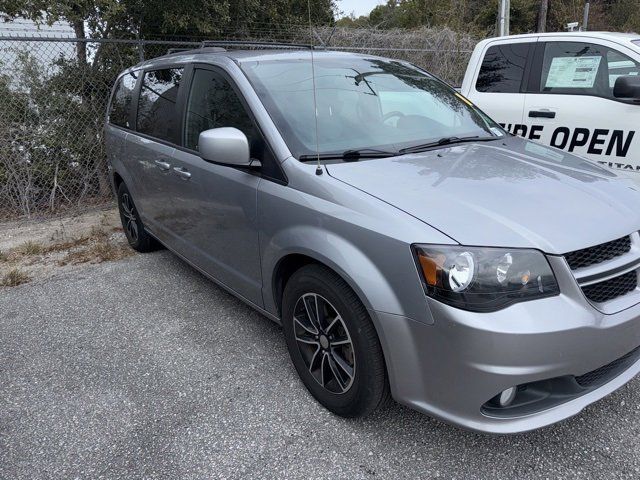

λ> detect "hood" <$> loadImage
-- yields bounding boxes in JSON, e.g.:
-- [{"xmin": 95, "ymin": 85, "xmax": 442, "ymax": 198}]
[{"xmin": 326, "ymin": 138, "xmax": 640, "ymax": 254}]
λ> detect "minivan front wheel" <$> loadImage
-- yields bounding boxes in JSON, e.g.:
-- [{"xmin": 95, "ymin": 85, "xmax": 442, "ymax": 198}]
[
  {"xmin": 117, "ymin": 182, "xmax": 159, "ymax": 253},
  {"xmin": 282, "ymin": 264, "xmax": 389, "ymax": 417}
]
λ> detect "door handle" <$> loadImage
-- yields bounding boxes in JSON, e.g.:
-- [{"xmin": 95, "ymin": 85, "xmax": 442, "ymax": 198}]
[
  {"xmin": 173, "ymin": 167, "xmax": 192, "ymax": 180},
  {"xmin": 154, "ymin": 160, "xmax": 171, "ymax": 171},
  {"xmin": 528, "ymin": 110, "xmax": 556, "ymax": 119}
]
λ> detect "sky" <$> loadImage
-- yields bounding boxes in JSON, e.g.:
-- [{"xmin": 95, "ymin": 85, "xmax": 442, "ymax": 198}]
[{"xmin": 338, "ymin": 0, "xmax": 387, "ymax": 18}]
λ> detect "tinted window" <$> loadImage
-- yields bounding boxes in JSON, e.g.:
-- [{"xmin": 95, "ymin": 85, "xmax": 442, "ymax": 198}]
[
  {"xmin": 109, "ymin": 72, "xmax": 138, "ymax": 128},
  {"xmin": 476, "ymin": 43, "xmax": 531, "ymax": 93},
  {"xmin": 633, "ymin": 40, "xmax": 640, "ymax": 48},
  {"xmin": 137, "ymin": 68, "xmax": 183, "ymax": 142},
  {"xmin": 537, "ymin": 42, "xmax": 640, "ymax": 99},
  {"xmin": 184, "ymin": 69, "xmax": 258, "ymax": 151}
]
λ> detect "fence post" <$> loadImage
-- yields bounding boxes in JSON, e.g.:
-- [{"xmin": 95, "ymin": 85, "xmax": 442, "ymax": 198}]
[{"xmin": 138, "ymin": 39, "xmax": 145, "ymax": 62}]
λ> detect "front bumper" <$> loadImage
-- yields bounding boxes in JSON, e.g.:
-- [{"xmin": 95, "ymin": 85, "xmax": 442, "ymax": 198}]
[{"xmin": 372, "ymin": 289, "xmax": 640, "ymax": 434}]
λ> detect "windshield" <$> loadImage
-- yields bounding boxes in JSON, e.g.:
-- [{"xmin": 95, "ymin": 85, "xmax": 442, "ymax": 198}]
[{"xmin": 240, "ymin": 55, "xmax": 503, "ymax": 160}]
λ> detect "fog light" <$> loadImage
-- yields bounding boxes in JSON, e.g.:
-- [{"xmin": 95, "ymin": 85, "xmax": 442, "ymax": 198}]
[{"xmin": 499, "ymin": 387, "xmax": 517, "ymax": 407}]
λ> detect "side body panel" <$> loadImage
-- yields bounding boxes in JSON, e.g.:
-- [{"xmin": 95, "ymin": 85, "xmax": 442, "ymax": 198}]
[
  {"xmin": 125, "ymin": 134, "xmax": 176, "ymax": 229},
  {"xmin": 166, "ymin": 148, "xmax": 263, "ymax": 306},
  {"xmin": 466, "ymin": 34, "xmax": 640, "ymax": 182},
  {"xmin": 522, "ymin": 36, "xmax": 640, "ymax": 180},
  {"xmin": 258, "ymin": 158, "xmax": 456, "ymax": 325},
  {"xmin": 104, "ymin": 125, "xmax": 128, "ymax": 192}
]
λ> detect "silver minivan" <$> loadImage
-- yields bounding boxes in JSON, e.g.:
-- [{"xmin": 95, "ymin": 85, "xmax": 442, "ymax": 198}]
[{"xmin": 105, "ymin": 47, "xmax": 640, "ymax": 434}]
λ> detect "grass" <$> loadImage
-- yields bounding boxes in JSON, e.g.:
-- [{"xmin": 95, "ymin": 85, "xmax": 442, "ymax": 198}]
[
  {"xmin": 0, "ymin": 209, "xmax": 131, "ymax": 286},
  {"xmin": 58, "ymin": 229, "xmax": 132, "ymax": 266},
  {"xmin": 1, "ymin": 268, "xmax": 30, "ymax": 287},
  {"xmin": 18, "ymin": 241, "xmax": 44, "ymax": 256},
  {"xmin": 2, "ymin": 215, "xmax": 132, "ymax": 285}
]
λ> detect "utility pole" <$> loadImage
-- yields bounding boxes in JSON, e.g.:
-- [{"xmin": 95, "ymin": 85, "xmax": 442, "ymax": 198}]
[
  {"xmin": 582, "ymin": 2, "xmax": 590, "ymax": 31},
  {"xmin": 498, "ymin": 0, "xmax": 510, "ymax": 36},
  {"xmin": 537, "ymin": 0, "xmax": 549, "ymax": 33},
  {"xmin": 505, "ymin": 0, "xmax": 510, "ymax": 35}
]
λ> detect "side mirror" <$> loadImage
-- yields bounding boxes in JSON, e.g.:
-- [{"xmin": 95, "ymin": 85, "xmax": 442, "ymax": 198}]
[
  {"xmin": 198, "ymin": 127, "xmax": 251, "ymax": 166},
  {"xmin": 613, "ymin": 75, "xmax": 640, "ymax": 103}
]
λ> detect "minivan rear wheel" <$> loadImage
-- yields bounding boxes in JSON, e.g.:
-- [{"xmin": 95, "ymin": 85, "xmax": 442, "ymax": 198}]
[
  {"xmin": 117, "ymin": 182, "xmax": 159, "ymax": 253},
  {"xmin": 282, "ymin": 264, "xmax": 390, "ymax": 417}
]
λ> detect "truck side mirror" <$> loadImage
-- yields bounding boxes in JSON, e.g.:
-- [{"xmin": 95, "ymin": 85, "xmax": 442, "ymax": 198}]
[{"xmin": 613, "ymin": 75, "xmax": 640, "ymax": 103}]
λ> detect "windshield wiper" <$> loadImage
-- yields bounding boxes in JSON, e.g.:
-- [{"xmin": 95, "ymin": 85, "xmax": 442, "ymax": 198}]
[
  {"xmin": 399, "ymin": 135, "xmax": 500, "ymax": 155},
  {"xmin": 299, "ymin": 148, "xmax": 398, "ymax": 162}
]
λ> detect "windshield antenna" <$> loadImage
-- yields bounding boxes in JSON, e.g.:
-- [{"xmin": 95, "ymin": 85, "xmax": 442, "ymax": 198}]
[{"xmin": 307, "ymin": 0, "xmax": 323, "ymax": 176}]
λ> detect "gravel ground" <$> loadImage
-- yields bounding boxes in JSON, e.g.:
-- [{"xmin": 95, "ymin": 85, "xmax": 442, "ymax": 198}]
[{"xmin": 1, "ymin": 251, "xmax": 640, "ymax": 479}]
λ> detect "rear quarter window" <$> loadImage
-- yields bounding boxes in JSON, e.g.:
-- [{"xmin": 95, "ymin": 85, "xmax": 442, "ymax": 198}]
[
  {"xmin": 108, "ymin": 72, "xmax": 138, "ymax": 128},
  {"xmin": 476, "ymin": 43, "xmax": 531, "ymax": 93}
]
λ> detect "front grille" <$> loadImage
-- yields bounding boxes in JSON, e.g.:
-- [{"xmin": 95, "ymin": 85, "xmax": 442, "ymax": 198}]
[
  {"xmin": 575, "ymin": 346, "xmax": 640, "ymax": 388},
  {"xmin": 565, "ymin": 235, "xmax": 631, "ymax": 270},
  {"xmin": 582, "ymin": 270, "xmax": 638, "ymax": 303}
]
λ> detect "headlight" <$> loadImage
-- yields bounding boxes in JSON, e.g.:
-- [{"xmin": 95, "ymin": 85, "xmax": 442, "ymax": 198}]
[{"xmin": 412, "ymin": 245, "xmax": 559, "ymax": 312}]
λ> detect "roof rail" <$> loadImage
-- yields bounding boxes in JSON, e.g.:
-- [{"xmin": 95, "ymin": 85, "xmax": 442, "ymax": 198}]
[
  {"xmin": 163, "ymin": 40, "xmax": 319, "ymax": 58},
  {"xmin": 164, "ymin": 46, "xmax": 226, "ymax": 56},
  {"xmin": 166, "ymin": 47, "xmax": 195, "ymax": 55},
  {"xmin": 199, "ymin": 40, "xmax": 316, "ymax": 50}
]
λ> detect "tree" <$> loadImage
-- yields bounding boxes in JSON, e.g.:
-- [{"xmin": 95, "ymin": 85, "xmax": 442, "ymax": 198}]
[
  {"xmin": 0, "ymin": 0, "xmax": 338, "ymax": 43},
  {"xmin": 602, "ymin": 0, "xmax": 640, "ymax": 32},
  {"xmin": 0, "ymin": 0, "xmax": 338, "ymax": 206},
  {"xmin": 337, "ymin": 0, "xmax": 640, "ymax": 35}
]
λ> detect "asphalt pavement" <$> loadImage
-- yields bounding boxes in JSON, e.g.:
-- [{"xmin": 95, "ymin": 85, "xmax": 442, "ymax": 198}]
[{"xmin": 1, "ymin": 251, "xmax": 640, "ymax": 479}]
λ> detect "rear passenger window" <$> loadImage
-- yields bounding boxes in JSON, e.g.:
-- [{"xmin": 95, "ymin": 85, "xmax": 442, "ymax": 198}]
[
  {"xmin": 476, "ymin": 43, "xmax": 531, "ymax": 93},
  {"xmin": 136, "ymin": 68, "xmax": 183, "ymax": 142},
  {"xmin": 109, "ymin": 72, "xmax": 138, "ymax": 128},
  {"xmin": 184, "ymin": 69, "xmax": 258, "ymax": 151}
]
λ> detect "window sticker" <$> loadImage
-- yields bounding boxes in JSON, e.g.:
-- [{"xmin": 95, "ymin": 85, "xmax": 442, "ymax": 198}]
[{"xmin": 545, "ymin": 56, "xmax": 602, "ymax": 88}]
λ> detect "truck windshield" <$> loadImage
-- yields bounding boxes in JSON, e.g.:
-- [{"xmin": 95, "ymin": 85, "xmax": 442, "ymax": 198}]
[{"xmin": 241, "ymin": 55, "xmax": 503, "ymax": 160}]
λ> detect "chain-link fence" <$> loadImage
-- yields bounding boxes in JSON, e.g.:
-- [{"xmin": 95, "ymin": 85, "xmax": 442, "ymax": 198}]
[{"xmin": 0, "ymin": 27, "xmax": 474, "ymax": 221}]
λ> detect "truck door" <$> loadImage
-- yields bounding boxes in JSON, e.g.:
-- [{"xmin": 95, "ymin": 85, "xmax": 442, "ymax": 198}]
[
  {"xmin": 522, "ymin": 38, "xmax": 640, "ymax": 180},
  {"xmin": 463, "ymin": 39, "xmax": 536, "ymax": 137}
]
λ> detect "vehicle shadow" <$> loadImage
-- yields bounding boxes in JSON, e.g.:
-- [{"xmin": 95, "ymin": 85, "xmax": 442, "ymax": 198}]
[{"xmin": 146, "ymin": 250, "xmax": 640, "ymax": 478}]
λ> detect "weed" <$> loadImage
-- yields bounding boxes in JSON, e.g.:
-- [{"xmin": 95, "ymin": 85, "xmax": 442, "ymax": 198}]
[
  {"xmin": 1, "ymin": 268, "xmax": 30, "ymax": 287},
  {"xmin": 59, "ymin": 237, "xmax": 131, "ymax": 266},
  {"xmin": 18, "ymin": 241, "xmax": 43, "ymax": 256}
]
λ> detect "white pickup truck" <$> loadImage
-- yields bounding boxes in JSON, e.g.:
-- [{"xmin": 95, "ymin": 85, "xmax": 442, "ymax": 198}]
[{"xmin": 461, "ymin": 32, "xmax": 640, "ymax": 179}]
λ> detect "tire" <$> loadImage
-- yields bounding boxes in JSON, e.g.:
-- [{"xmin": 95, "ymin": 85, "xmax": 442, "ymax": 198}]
[
  {"xmin": 117, "ymin": 182, "xmax": 160, "ymax": 253},
  {"xmin": 282, "ymin": 264, "xmax": 390, "ymax": 417}
]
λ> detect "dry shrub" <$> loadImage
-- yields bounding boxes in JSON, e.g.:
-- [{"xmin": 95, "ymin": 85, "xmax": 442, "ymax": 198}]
[
  {"xmin": 58, "ymin": 229, "xmax": 132, "ymax": 266},
  {"xmin": 1, "ymin": 268, "xmax": 30, "ymax": 287},
  {"xmin": 18, "ymin": 241, "xmax": 44, "ymax": 256}
]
